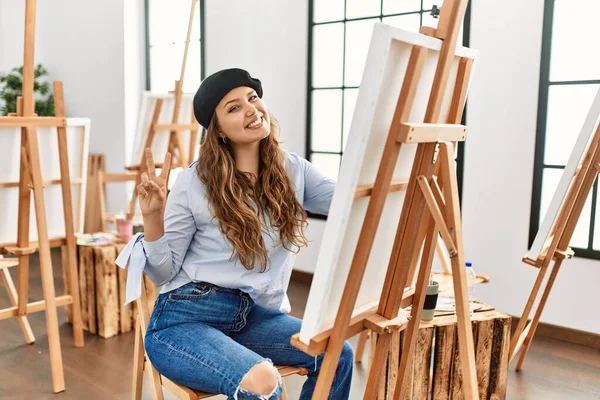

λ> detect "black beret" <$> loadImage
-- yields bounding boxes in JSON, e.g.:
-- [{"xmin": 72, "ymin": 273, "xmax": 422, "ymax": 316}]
[{"xmin": 193, "ymin": 68, "xmax": 263, "ymax": 130}]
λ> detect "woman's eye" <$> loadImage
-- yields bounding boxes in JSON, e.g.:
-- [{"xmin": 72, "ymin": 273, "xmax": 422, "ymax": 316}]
[
  {"xmin": 249, "ymin": 95, "xmax": 258, "ymax": 101},
  {"xmin": 229, "ymin": 105, "xmax": 239, "ymax": 112}
]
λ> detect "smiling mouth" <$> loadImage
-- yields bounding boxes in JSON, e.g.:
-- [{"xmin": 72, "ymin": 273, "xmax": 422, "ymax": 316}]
[{"xmin": 245, "ymin": 117, "xmax": 263, "ymax": 129}]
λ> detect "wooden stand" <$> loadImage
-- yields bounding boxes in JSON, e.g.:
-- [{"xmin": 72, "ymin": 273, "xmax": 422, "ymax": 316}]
[
  {"xmin": 509, "ymin": 104, "xmax": 600, "ymax": 370},
  {"xmin": 0, "ymin": 0, "xmax": 84, "ymax": 393},
  {"xmin": 125, "ymin": 0, "xmax": 200, "ymax": 219},
  {"xmin": 291, "ymin": 1, "xmax": 479, "ymax": 398},
  {"xmin": 354, "ymin": 273, "xmax": 505, "ymax": 399},
  {"xmin": 66, "ymin": 242, "xmax": 151, "ymax": 338}
]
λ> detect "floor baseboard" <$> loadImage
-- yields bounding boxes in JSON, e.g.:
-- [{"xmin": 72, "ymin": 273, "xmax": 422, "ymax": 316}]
[{"xmin": 510, "ymin": 316, "xmax": 600, "ymax": 350}]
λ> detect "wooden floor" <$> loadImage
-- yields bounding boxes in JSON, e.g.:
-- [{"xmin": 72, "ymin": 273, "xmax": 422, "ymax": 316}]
[{"xmin": 1, "ymin": 250, "xmax": 600, "ymax": 399}]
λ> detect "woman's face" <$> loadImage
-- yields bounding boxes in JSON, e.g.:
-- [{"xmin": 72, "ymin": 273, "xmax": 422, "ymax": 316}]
[{"xmin": 214, "ymin": 86, "xmax": 271, "ymax": 146}]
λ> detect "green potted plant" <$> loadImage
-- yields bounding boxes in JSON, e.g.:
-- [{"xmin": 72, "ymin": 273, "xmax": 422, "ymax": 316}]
[{"xmin": 0, "ymin": 64, "xmax": 54, "ymax": 116}]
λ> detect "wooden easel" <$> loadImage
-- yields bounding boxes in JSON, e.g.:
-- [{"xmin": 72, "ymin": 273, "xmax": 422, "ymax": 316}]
[
  {"xmin": 125, "ymin": 0, "xmax": 200, "ymax": 219},
  {"xmin": 0, "ymin": 0, "xmax": 84, "ymax": 393},
  {"xmin": 509, "ymin": 100, "xmax": 600, "ymax": 370},
  {"xmin": 291, "ymin": 1, "xmax": 480, "ymax": 399}
]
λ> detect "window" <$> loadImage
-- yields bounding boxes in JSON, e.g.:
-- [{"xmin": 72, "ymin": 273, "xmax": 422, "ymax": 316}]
[
  {"xmin": 307, "ymin": 0, "xmax": 469, "ymax": 186},
  {"xmin": 146, "ymin": 0, "xmax": 205, "ymax": 93},
  {"xmin": 530, "ymin": 0, "xmax": 600, "ymax": 259}
]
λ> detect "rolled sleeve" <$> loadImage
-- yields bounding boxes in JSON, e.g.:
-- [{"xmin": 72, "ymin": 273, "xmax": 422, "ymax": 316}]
[
  {"xmin": 117, "ymin": 168, "xmax": 197, "ymax": 302},
  {"xmin": 144, "ymin": 167, "xmax": 197, "ymax": 286}
]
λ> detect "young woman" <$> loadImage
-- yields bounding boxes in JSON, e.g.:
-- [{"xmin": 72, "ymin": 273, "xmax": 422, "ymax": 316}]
[{"xmin": 121, "ymin": 68, "xmax": 353, "ymax": 399}]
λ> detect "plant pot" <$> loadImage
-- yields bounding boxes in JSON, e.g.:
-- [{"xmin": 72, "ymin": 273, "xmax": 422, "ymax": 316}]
[{"xmin": 421, "ymin": 281, "xmax": 439, "ymax": 321}]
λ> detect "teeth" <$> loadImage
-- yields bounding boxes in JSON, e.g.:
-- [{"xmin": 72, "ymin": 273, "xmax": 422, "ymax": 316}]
[{"xmin": 247, "ymin": 118, "xmax": 262, "ymax": 128}]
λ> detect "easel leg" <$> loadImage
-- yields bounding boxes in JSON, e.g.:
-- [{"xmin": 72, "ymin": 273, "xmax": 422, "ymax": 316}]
[
  {"xmin": 355, "ymin": 330, "xmax": 370, "ymax": 363},
  {"xmin": 27, "ymin": 125, "xmax": 66, "ymax": 392},
  {"xmin": 435, "ymin": 238, "xmax": 452, "ymax": 274},
  {"xmin": 515, "ymin": 259, "xmax": 562, "ymax": 370},
  {"xmin": 132, "ymin": 319, "xmax": 145, "ymax": 400},
  {"xmin": 392, "ymin": 219, "xmax": 437, "ymax": 400},
  {"xmin": 128, "ymin": 100, "xmax": 163, "ymax": 218},
  {"xmin": 509, "ymin": 263, "xmax": 549, "ymax": 362},
  {"xmin": 438, "ymin": 143, "xmax": 478, "ymax": 399},
  {"xmin": 17, "ymin": 130, "xmax": 31, "ymax": 315},
  {"xmin": 1, "ymin": 267, "xmax": 35, "ymax": 344},
  {"xmin": 281, "ymin": 379, "xmax": 289, "ymax": 400},
  {"xmin": 98, "ymin": 156, "xmax": 107, "ymax": 232},
  {"xmin": 137, "ymin": 282, "xmax": 165, "ymax": 400},
  {"xmin": 54, "ymin": 81, "xmax": 85, "ymax": 348}
]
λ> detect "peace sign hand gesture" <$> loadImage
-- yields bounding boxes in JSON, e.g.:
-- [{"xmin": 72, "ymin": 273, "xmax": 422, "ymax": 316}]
[{"xmin": 137, "ymin": 148, "xmax": 172, "ymax": 217}]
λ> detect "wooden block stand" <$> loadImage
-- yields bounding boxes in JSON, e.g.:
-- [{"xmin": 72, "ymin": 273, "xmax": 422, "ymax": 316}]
[
  {"xmin": 367, "ymin": 307, "xmax": 510, "ymax": 400},
  {"xmin": 63, "ymin": 243, "xmax": 156, "ymax": 339}
]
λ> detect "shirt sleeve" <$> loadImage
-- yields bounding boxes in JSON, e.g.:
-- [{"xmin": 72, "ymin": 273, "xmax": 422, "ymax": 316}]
[
  {"xmin": 141, "ymin": 167, "xmax": 197, "ymax": 286},
  {"xmin": 115, "ymin": 168, "xmax": 197, "ymax": 304},
  {"xmin": 300, "ymin": 155, "xmax": 336, "ymax": 216}
]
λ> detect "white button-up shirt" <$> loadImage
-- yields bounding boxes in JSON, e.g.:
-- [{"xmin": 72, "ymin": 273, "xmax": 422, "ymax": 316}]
[{"xmin": 116, "ymin": 150, "xmax": 335, "ymax": 313}]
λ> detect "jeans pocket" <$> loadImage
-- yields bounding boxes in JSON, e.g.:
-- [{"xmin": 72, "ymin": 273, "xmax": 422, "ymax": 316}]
[
  {"xmin": 149, "ymin": 294, "xmax": 169, "ymax": 332},
  {"xmin": 168, "ymin": 282, "xmax": 214, "ymax": 300}
]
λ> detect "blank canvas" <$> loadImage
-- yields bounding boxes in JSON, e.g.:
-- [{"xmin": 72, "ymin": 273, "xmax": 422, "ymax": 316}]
[{"xmin": 299, "ymin": 23, "xmax": 477, "ymax": 344}]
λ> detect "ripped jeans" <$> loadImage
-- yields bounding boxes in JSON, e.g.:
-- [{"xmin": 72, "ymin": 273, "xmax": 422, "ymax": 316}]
[{"xmin": 145, "ymin": 282, "xmax": 354, "ymax": 399}]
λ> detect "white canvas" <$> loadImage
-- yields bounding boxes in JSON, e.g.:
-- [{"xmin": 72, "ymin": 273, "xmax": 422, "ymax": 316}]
[
  {"xmin": 527, "ymin": 87, "xmax": 600, "ymax": 261},
  {"xmin": 130, "ymin": 91, "xmax": 198, "ymax": 167},
  {"xmin": 299, "ymin": 23, "xmax": 477, "ymax": 345},
  {"xmin": 0, "ymin": 118, "xmax": 91, "ymax": 244}
]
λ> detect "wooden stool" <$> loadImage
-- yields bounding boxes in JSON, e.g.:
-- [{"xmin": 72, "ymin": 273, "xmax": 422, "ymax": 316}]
[{"xmin": 132, "ymin": 277, "xmax": 308, "ymax": 399}]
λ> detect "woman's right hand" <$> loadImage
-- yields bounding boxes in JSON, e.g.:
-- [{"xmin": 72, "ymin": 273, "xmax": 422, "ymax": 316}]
[{"xmin": 137, "ymin": 148, "xmax": 172, "ymax": 217}]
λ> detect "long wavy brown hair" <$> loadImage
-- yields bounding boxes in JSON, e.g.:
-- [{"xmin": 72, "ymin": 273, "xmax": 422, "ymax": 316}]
[{"xmin": 197, "ymin": 113, "xmax": 308, "ymax": 272}]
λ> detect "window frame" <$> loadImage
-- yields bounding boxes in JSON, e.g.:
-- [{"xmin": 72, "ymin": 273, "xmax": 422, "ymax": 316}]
[
  {"xmin": 529, "ymin": 0, "xmax": 600, "ymax": 260},
  {"xmin": 306, "ymin": 0, "xmax": 471, "ymax": 218},
  {"xmin": 144, "ymin": 0, "xmax": 206, "ymax": 92}
]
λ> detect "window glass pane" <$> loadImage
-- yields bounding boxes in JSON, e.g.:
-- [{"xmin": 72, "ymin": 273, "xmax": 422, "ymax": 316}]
[
  {"xmin": 311, "ymin": 90, "xmax": 343, "ymax": 152},
  {"xmin": 550, "ymin": 0, "xmax": 600, "ymax": 82},
  {"xmin": 311, "ymin": 153, "xmax": 341, "ymax": 180},
  {"xmin": 314, "ymin": 0, "xmax": 345, "ymax": 23},
  {"xmin": 571, "ymin": 189, "xmax": 592, "ymax": 249},
  {"xmin": 539, "ymin": 168, "xmax": 591, "ymax": 250},
  {"xmin": 382, "ymin": 14, "xmax": 421, "ymax": 32},
  {"xmin": 343, "ymin": 88, "xmax": 359, "ymax": 150},
  {"xmin": 383, "ymin": 0, "xmax": 421, "ymax": 15},
  {"xmin": 345, "ymin": 18, "xmax": 379, "ymax": 87},
  {"xmin": 150, "ymin": 42, "xmax": 201, "ymax": 94},
  {"xmin": 150, "ymin": 44, "xmax": 181, "ymax": 93},
  {"xmin": 346, "ymin": 0, "xmax": 381, "ymax": 19},
  {"xmin": 422, "ymin": 0, "xmax": 435, "ymax": 10},
  {"xmin": 312, "ymin": 23, "xmax": 345, "ymax": 88},
  {"xmin": 149, "ymin": 0, "xmax": 200, "ymax": 46},
  {"xmin": 539, "ymin": 168, "xmax": 562, "ymax": 230},
  {"xmin": 422, "ymin": 10, "xmax": 440, "ymax": 29},
  {"xmin": 182, "ymin": 40, "xmax": 202, "ymax": 93},
  {"xmin": 544, "ymin": 84, "xmax": 599, "ymax": 165}
]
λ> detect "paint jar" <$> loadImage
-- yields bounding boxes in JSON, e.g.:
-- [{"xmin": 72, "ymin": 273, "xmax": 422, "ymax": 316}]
[
  {"xmin": 117, "ymin": 218, "xmax": 134, "ymax": 242},
  {"xmin": 421, "ymin": 281, "xmax": 439, "ymax": 321}
]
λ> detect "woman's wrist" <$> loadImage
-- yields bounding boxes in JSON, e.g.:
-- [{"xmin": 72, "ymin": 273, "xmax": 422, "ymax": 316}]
[{"xmin": 143, "ymin": 211, "xmax": 165, "ymax": 242}]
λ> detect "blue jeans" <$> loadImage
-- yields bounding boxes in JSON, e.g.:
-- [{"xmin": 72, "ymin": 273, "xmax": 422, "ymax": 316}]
[{"xmin": 145, "ymin": 282, "xmax": 353, "ymax": 399}]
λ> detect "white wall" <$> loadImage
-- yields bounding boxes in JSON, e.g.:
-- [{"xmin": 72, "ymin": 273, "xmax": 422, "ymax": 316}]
[
  {"xmin": 204, "ymin": 0, "xmax": 308, "ymax": 157},
  {"xmin": 464, "ymin": 0, "xmax": 600, "ymax": 334},
  {"xmin": 204, "ymin": 0, "xmax": 326, "ymax": 273}
]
